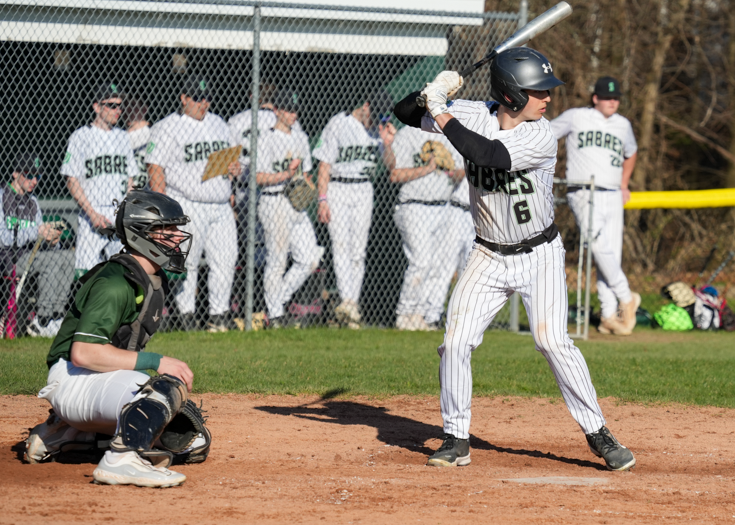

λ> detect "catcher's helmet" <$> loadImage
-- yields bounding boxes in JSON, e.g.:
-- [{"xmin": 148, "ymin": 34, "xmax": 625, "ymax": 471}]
[
  {"xmin": 115, "ymin": 190, "xmax": 192, "ymax": 273},
  {"xmin": 490, "ymin": 48, "xmax": 564, "ymax": 112}
]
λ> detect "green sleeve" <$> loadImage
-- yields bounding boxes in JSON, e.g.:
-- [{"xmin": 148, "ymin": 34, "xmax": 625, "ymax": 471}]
[{"xmin": 72, "ymin": 275, "xmax": 137, "ymax": 345}]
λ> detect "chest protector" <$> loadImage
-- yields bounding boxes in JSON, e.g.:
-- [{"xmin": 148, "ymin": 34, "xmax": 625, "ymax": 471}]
[{"xmin": 81, "ymin": 253, "xmax": 169, "ymax": 352}]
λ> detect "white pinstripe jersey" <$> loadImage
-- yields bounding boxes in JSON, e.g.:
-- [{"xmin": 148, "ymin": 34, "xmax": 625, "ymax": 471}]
[
  {"xmin": 550, "ymin": 107, "xmax": 637, "ymax": 189},
  {"xmin": 393, "ymin": 126, "xmax": 462, "ymax": 203},
  {"xmin": 255, "ymin": 127, "xmax": 313, "ymax": 193},
  {"xmin": 421, "ymin": 100, "xmax": 557, "ymax": 244}
]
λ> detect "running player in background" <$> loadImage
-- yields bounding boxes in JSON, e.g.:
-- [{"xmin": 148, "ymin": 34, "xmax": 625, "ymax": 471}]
[
  {"xmin": 312, "ymin": 89, "xmax": 396, "ymax": 328},
  {"xmin": 62, "ymin": 82, "xmax": 135, "ymax": 280},
  {"xmin": 255, "ymin": 89, "xmax": 324, "ymax": 328},
  {"xmin": 146, "ymin": 74, "xmax": 241, "ymax": 332},
  {"xmin": 394, "ymin": 48, "xmax": 636, "ymax": 472},
  {"xmin": 390, "ymin": 126, "xmax": 463, "ymax": 331},
  {"xmin": 550, "ymin": 76, "xmax": 640, "ymax": 336}
]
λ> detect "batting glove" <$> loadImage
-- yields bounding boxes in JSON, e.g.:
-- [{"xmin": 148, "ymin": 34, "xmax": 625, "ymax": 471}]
[
  {"xmin": 431, "ymin": 71, "xmax": 464, "ymax": 97},
  {"xmin": 422, "ymin": 82, "xmax": 449, "ymax": 119}
]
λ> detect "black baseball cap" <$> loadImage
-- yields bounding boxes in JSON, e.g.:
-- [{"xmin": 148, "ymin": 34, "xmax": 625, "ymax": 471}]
[
  {"xmin": 13, "ymin": 153, "xmax": 43, "ymax": 178},
  {"xmin": 593, "ymin": 76, "xmax": 622, "ymax": 98},
  {"xmin": 367, "ymin": 88, "xmax": 394, "ymax": 124},
  {"xmin": 273, "ymin": 88, "xmax": 300, "ymax": 112},
  {"xmin": 182, "ymin": 74, "xmax": 214, "ymax": 101},
  {"xmin": 94, "ymin": 82, "xmax": 124, "ymax": 103}
]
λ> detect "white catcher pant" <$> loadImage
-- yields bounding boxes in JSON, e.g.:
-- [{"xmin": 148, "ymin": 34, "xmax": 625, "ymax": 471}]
[
  {"xmin": 425, "ymin": 205, "xmax": 475, "ymax": 324},
  {"xmin": 176, "ymin": 197, "xmax": 237, "ymax": 316},
  {"xmin": 258, "ymin": 193, "xmax": 322, "ymax": 318},
  {"xmin": 75, "ymin": 206, "xmax": 123, "ymax": 273},
  {"xmin": 567, "ymin": 189, "xmax": 632, "ymax": 319},
  {"xmin": 39, "ymin": 358, "xmax": 149, "ymax": 434},
  {"xmin": 394, "ymin": 203, "xmax": 447, "ymax": 318},
  {"xmin": 438, "ymin": 236, "xmax": 607, "ymax": 439},
  {"xmin": 326, "ymin": 181, "xmax": 373, "ymax": 304}
]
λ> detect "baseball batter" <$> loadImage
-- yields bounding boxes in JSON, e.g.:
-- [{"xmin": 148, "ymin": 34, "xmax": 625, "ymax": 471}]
[
  {"xmin": 255, "ymin": 89, "xmax": 323, "ymax": 327},
  {"xmin": 62, "ymin": 82, "xmax": 135, "ymax": 279},
  {"xmin": 391, "ymin": 125, "xmax": 463, "ymax": 330},
  {"xmin": 24, "ymin": 191, "xmax": 211, "ymax": 487},
  {"xmin": 424, "ymin": 175, "xmax": 475, "ymax": 328},
  {"xmin": 551, "ymin": 76, "xmax": 640, "ymax": 335},
  {"xmin": 313, "ymin": 89, "xmax": 396, "ymax": 328},
  {"xmin": 147, "ymin": 75, "xmax": 241, "ymax": 332},
  {"xmin": 394, "ymin": 48, "xmax": 636, "ymax": 471}
]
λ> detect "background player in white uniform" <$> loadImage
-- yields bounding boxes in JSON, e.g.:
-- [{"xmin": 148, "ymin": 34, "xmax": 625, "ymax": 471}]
[
  {"xmin": 425, "ymin": 175, "xmax": 475, "ymax": 328},
  {"xmin": 147, "ymin": 75, "xmax": 241, "ymax": 332},
  {"xmin": 62, "ymin": 82, "xmax": 135, "ymax": 279},
  {"xmin": 124, "ymin": 98, "xmax": 151, "ymax": 189},
  {"xmin": 313, "ymin": 89, "xmax": 396, "ymax": 328},
  {"xmin": 394, "ymin": 48, "xmax": 635, "ymax": 472},
  {"xmin": 390, "ymin": 126, "xmax": 463, "ymax": 330},
  {"xmin": 255, "ymin": 89, "xmax": 323, "ymax": 327},
  {"xmin": 551, "ymin": 76, "xmax": 640, "ymax": 336}
]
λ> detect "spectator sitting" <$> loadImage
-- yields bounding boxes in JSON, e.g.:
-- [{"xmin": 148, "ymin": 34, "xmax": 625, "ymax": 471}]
[{"xmin": 0, "ymin": 153, "xmax": 74, "ymax": 338}]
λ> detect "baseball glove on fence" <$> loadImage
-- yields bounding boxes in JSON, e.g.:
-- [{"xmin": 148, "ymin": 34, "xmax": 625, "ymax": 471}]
[
  {"xmin": 159, "ymin": 399, "xmax": 212, "ymax": 464},
  {"xmin": 285, "ymin": 176, "xmax": 317, "ymax": 212},
  {"xmin": 420, "ymin": 141, "xmax": 455, "ymax": 171}
]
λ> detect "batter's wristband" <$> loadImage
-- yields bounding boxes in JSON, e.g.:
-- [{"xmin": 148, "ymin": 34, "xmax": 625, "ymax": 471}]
[{"xmin": 135, "ymin": 352, "xmax": 162, "ymax": 371}]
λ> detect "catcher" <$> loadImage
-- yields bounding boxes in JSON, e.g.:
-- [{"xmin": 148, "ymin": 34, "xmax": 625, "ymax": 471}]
[
  {"xmin": 390, "ymin": 126, "xmax": 464, "ymax": 330},
  {"xmin": 25, "ymin": 190, "xmax": 211, "ymax": 488},
  {"xmin": 255, "ymin": 88, "xmax": 324, "ymax": 328}
]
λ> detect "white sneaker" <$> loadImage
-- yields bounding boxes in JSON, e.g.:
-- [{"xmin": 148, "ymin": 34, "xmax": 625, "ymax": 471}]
[
  {"xmin": 93, "ymin": 451, "xmax": 186, "ymax": 488},
  {"xmin": 27, "ymin": 318, "xmax": 63, "ymax": 338},
  {"xmin": 396, "ymin": 314, "xmax": 430, "ymax": 331},
  {"xmin": 25, "ymin": 410, "xmax": 95, "ymax": 464},
  {"xmin": 335, "ymin": 300, "xmax": 361, "ymax": 324}
]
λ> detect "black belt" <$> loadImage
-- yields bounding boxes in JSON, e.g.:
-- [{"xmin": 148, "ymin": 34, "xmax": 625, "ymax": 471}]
[
  {"xmin": 398, "ymin": 199, "xmax": 447, "ymax": 207},
  {"xmin": 475, "ymin": 223, "xmax": 558, "ymax": 256},
  {"xmin": 331, "ymin": 177, "xmax": 370, "ymax": 184},
  {"xmin": 567, "ymin": 185, "xmax": 618, "ymax": 193},
  {"xmin": 450, "ymin": 201, "xmax": 470, "ymax": 212},
  {"xmin": 261, "ymin": 190, "xmax": 284, "ymax": 196}
]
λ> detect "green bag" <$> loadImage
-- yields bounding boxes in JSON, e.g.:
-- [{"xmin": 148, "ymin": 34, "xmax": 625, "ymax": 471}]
[{"xmin": 653, "ymin": 304, "xmax": 694, "ymax": 331}]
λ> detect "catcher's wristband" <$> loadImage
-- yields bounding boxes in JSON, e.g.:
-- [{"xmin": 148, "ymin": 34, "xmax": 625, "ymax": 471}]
[{"xmin": 135, "ymin": 352, "xmax": 162, "ymax": 371}]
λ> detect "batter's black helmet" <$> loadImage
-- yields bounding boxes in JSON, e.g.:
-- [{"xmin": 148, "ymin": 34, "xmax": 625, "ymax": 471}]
[
  {"xmin": 490, "ymin": 48, "xmax": 564, "ymax": 112},
  {"xmin": 115, "ymin": 190, "xmax": 192, "ymax": 273}
]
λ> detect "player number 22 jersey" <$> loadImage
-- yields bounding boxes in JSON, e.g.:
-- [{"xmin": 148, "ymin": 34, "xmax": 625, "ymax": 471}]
[{"xmin": 422, "ymin": 99, "xmax": 557, "ymax": 245}]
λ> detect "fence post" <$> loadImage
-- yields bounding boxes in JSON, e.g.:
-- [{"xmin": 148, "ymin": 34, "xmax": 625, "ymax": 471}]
[
  {"xmin": 518, "ymin": 0, "xmax": 529, "ymax": 26},
  {"xmin": 245, "ymin": 3, "xmax": 261, "ymax": 331}
]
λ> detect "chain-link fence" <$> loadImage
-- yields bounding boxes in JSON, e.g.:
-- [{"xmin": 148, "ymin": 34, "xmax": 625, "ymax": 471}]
[{"xmin": 0, "ymin": 0, "xmax": 524, "ymax": 336}]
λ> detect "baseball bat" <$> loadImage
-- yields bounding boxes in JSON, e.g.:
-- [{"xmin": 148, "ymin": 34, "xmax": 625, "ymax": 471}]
[
  {"xmin": 15, "ymin": 236, "xmax": 44, "ymax": 302},
  {"xmin": 705, "ymin": 250, "xmax": 735, "ymax": 286},
  {"xmin": 416, "ymin": 1, "xmax": 573, "ymax": 107},
  {"xmin": 697, "ymin": 245, "xmax": 718, "ymax": 281}
]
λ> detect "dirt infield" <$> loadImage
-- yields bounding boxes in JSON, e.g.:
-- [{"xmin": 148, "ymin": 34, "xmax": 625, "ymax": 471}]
[{"xmin": 2, "ymin": 394, "xmax": 735, "ymax": 524}]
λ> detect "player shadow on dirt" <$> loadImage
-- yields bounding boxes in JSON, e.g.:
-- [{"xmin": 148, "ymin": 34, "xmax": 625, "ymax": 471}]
[{"xmin": 254, "ymin": 390, "xmax": 605, "ymax": 470}]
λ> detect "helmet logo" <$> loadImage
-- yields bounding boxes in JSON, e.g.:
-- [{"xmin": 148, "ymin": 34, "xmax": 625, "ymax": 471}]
[{"xmin": 542, "ymin": 63, "xmax": 553, "ymax": 74}]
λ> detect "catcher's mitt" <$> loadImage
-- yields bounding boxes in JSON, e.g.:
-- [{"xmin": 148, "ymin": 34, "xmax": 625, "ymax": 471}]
[
  {"xmin": 661, "ymin": 281, "xmax": 697, "ymax": 308},
  {"xmin": 159, "ymin": 399, "xmax": 212, "ymax": 464},
  {"xmin": 285, "ymin": 176, "xmax": 317, "ymax": 212},
  {"xmin": 420, "ymin": 141, "xmax": 455, "ymax": 171}
]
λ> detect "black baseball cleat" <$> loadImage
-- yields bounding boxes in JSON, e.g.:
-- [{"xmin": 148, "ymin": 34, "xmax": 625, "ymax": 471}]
[
  {"xmin": 427, "ymin": 434, "xmax": 471, "ymax": 467},
  {"xmin": 586, "ymin": 426, "xmax": 636, "ymax": 471}
]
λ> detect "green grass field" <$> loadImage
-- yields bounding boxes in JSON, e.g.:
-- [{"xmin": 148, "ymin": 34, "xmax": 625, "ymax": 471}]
[{"xmin": 1, "ymin": 325, "xmax": 733, "ymax": 407}]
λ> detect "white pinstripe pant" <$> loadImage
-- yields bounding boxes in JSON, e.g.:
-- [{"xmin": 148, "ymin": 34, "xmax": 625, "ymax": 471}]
[
  {"xmin": 438, "ymin": 235, "xmax": 606, "ymax": 438},
  {"xmin": 567, "ymin": 189, "xmax": 632, "ymax": 320}
]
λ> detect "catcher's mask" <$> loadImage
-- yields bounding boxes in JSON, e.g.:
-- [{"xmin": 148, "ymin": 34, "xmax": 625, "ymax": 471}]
[
  {"xmin": 490, "ymin": 47, "xmax": 564, "ymax": 112},
  {"xmin": 115, "ymin": 190, "xmax": 192, "ymax": 273}
]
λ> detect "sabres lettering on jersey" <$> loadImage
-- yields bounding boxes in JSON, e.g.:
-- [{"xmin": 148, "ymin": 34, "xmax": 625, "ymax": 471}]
[
  {"xmin": 336, "ymin": 145, "xmax": 379, "ymax": 164},
  {"xmin": 577, "ymin": 131, "xmax": 623, "ymax": 156},
  {"xmin": 184, "ymin": 140, "xmax": 230, "ymax": 163},
  {"xmin": 465, "ymin": 161, "xmax": 534, "ymax": 196},
  {"xmin": 84, "ymin": 155, "xmax": 129, "ymax": 179},
  {"xmin": 5, "ymin": 216, "xmax": 36, "ymax": 230},
  {"xmin": 271, "ymin": 158, "xmax": 304, "ymax": 177}
]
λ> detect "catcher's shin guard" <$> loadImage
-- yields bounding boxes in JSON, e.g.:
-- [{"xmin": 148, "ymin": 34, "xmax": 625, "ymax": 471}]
[{"xmin": 111, "ymin": 374, "xmax": 187, "ymax": 466}]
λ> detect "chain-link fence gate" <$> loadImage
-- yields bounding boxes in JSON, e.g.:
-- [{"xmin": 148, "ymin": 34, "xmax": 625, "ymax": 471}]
[{"xmin": 1, "ymin": 0, "xmax": 524, "ymax": 335}]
